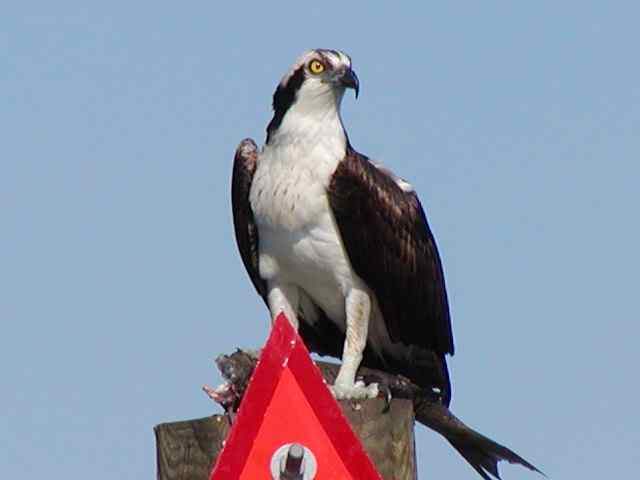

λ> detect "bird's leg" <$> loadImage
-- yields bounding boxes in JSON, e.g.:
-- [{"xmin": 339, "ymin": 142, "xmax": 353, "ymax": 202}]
[
  {"xmin": 331, "ymin": 288, "xmax": 379, "ymax": 400},
  {"xmin": 267, "ymin": 282, "xmax": 300, "ymax": 330}
]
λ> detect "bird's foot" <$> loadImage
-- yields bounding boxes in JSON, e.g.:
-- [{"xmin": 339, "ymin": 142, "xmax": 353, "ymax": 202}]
[{"xmin": 330, "ymin": 380, "xmax": 379, "ymax": 400}]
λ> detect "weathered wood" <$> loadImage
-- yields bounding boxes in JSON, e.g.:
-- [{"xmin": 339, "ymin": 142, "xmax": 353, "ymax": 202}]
[
  {"xmin": 155, "ymin": 397, "xmax": 415, "ymax": 480},
  {"xmin": 155, "ymin": 416, "xmax": 230, "ymax": 480},
  {"xmin": 341, "ymin": 398, "xmax": 416, "ymax": 479}
]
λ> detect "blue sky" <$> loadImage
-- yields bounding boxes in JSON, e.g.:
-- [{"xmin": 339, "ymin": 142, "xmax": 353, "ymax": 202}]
[{"xmin": 2, "ymin": 2, "xmax": 638, "ymax": 478}]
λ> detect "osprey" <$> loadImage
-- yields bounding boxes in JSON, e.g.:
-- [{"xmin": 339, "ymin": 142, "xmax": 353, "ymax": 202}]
[
  {"xmin": 231, "ymin": 49, "xmax": 541, "ymax": 479},
  {"xmin": 232, "ymin": 49, "xmax": 452, "ymax": 402}
]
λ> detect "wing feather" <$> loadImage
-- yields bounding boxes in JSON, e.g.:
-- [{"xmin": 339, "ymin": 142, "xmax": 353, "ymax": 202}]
[
  {"xmin": 327, "ymin": 148, "xmax": 454, "ymax": 357},
  {"xmin": 231, "ymin": 138, "xmax": 266, "ymax": 300}
]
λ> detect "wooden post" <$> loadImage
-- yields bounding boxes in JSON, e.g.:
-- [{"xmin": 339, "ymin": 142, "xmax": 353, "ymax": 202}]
[
  {"xmin": 155, "ymin": 397, "xmax": 416, "ymax": 480},
  {"xmin": 157, "ymin": 344, "xmax": 543, "ymax": 480}
]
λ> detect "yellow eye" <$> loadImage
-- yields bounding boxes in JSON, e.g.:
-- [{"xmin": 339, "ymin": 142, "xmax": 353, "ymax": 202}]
[{"xmin": 309, "ymin": 59, "xmax": 325, "ymax": 74}]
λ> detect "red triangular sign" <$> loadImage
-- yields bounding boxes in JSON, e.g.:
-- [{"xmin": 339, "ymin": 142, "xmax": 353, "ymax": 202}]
[{"xmin": 210, "ymin": 313, "xmax": 383, "ymax": 479}]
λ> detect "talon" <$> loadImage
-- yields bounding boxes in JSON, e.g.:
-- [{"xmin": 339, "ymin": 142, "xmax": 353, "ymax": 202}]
[{"xmin": 330, "ymin": 381, "xmax": 380, "ymax": 400}]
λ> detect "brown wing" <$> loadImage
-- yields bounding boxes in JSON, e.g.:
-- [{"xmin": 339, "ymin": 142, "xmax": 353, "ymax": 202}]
[
  {"xmin": 327, "ymin": 147, "xmax": 454, "ymax": 358},
  {"xmin": 231, "ymin": 138, "xmax": 266, "ymax": 300}
]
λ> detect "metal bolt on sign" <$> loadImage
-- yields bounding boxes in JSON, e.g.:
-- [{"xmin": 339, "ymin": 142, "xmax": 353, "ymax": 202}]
[{"xmin": 270, "ymin": 443, "xmax": 318, "ymax": 480}]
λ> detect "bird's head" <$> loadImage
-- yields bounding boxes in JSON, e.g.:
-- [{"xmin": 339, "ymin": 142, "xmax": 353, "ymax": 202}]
[{"xmin": 266, "ymin": 49, "xmax": 359, "ymax": 143}]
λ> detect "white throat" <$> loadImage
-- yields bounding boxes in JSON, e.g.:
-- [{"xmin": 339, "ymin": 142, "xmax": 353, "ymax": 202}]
[{"xmin": 267, "ymin": 87, "xmax": 348, "ymax": 156}]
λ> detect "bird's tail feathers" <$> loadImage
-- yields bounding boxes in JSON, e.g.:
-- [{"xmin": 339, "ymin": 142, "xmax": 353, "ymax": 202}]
[{"xmin": 416, "ymin": 400, "xmax": 543, "ymax": 480}]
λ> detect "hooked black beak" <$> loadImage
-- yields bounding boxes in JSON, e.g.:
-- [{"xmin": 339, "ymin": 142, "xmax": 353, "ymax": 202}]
[{"xmin": 340, "ymin": 68, "xmax": 360, "ymax": 99}]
